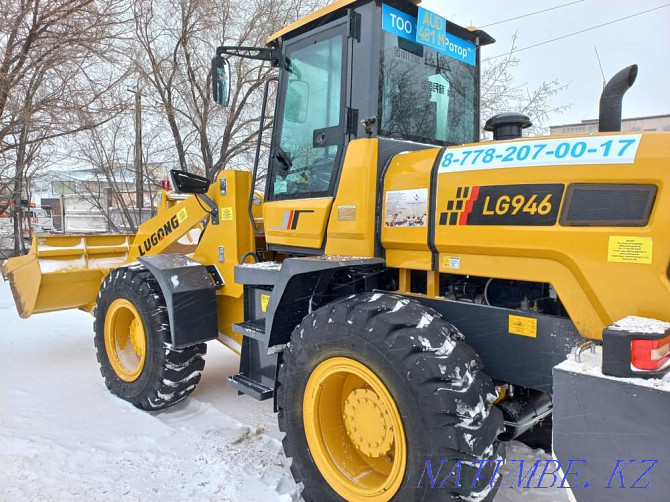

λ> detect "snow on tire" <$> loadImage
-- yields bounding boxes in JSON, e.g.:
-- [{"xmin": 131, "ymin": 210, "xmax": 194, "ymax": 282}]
[
  {"xmin": 93, "ymin": 265, "xmax": 206, "ymax": 410},
  {"xmin": 277, "ymin": 292, "xmax": 505, "ymax": 501}
]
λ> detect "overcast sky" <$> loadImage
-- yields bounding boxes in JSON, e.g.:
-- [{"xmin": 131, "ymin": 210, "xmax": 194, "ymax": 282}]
[{"xmin": 421, "ymin": 0, "xmax": 670, "ymax": 126}]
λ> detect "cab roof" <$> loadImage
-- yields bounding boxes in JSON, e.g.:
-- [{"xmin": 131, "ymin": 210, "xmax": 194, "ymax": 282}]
[{"xmin": 267, "ymin": 0, "xmax": 422, "ymax": 45}]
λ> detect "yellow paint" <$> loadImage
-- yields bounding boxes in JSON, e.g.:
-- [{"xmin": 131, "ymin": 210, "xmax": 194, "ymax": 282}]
[
  {"xmin": 194, "ymin": 170, "xmax": 256, "ymax": 352},
  {"xmin": 261, "ymin": 294, "xmax": 271, "ymax": 312},
  {"xmin": 427, "ymin": 270, "xmax": 440, "ymax": 297},
  {"xmin": 1, "ymin": 234, "xmax": 131, "ymax": 318},
  {"xmin": 263, "ymin": 197, "xmax": 333, "ymax": 249},
  {"xmin": 417, "ymin": 131, "xmax": 670, "ymax": 340},
  {"xmin": 221, "ymin": 207, "xmax": 234, "ymax": 221},
  {"xmin": 342, "ymin": 388, "xmax": 395, "ymax": 457},
  {"xmin": 607, "ymin": 236, "xmax": 653, "ymax": 264},
  {"xmin": 193, "ymin": 170, "xmax": 255, "ymax": 301},
  {"xmin": 266, "ymin": 0, "xmax": 424, "ymax": 43},
  {"xmin": 326, "ymin": 139, "xmax": 378, "ymax": 256},
  {"xmin": 382, "ymin": 149, "xmax": 438, "ymax": 270},
  {"xmin": 386, "ymin": 249, "xmax": 433, "ymax": 272},
  {"xmin": 267, "ymin": 0, "xmax": 357, "ymax": 44},
  {"xmin": 303, "ymin": 357, "xmax": 406, "ymax": 500},
  {"xmin": 4, "ymin": 115, "xmax": 669, "ymax": 359},
  {"xmin": 155, "ymin": 188, "xmax": 169, "ymax": 213},
  {"xmin": 2, "ymin": 170, "xmax": 253, "ymax": 333},
  {"xmin": 128, "ymin": 194, "xmax": 209, "ymax": 261},
  {"xmin": 216, "ymin": 296, "xmax": 245, "ymax": 355},
  {"xmin": 104, "ymin": 298, "xmax": 146, "ymax": 381},
  {"xmin": 251, "ymin": 190, "xmax": 264, "ymax": 231},
  {"xmin": 397, "ymin": 268, "xmax": 411, "ymax": 294},
  {"xmin": 508, "ymin": 315, "xmax": 538, "ymax": 338}
]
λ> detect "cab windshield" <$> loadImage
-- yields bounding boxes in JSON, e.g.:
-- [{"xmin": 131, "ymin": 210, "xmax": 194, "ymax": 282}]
[{"xmin": 379, "ymin": 32, "xmax": 477, "ymax": 146}]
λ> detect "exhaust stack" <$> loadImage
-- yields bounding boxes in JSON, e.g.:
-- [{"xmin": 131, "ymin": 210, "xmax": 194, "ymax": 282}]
[{"xmin": 598, "ymin": 65, "xmax": 637, "ymax": 132}]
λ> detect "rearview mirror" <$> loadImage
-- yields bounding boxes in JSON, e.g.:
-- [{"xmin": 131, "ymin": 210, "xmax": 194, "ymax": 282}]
[
  {"xmin": 170, "ymin": 170, "xmax": 210, "ymax": 194},
  {"xmin": 211, "ymin": 55, "xmax": 231, "ymax": 106},
  {"xmin": 285, "ymin": 79, "xmax": 309, "ymax": 123}
]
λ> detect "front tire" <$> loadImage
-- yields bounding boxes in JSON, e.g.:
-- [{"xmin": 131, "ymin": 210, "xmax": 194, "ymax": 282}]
[
  {"xmin": 93, "ymin": 264, "xmax": 206, "ymax": 410},
  {"xmin": 277, "ymin": 293, "xmax": 505, "ymax": 501}
]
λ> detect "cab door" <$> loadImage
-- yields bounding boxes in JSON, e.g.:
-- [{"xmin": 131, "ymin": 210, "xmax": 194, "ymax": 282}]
[{"xmin": 263, "ymin": 18, "xmax": 350, "ymax": 253}]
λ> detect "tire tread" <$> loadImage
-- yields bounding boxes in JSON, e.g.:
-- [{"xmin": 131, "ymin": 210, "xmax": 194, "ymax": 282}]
[
  {"xmin": 93, "ymin": 265, "xmax": 207, "ymax": 411},
  {"xmin": 277, "ymin": 292, "xmax": 505, "ymax": 501}
]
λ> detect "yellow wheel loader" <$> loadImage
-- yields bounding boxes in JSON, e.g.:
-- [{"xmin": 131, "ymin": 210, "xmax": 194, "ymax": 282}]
[{"xmin": 3, "ymin": 1, "xmax": 670, "ymax": 500}]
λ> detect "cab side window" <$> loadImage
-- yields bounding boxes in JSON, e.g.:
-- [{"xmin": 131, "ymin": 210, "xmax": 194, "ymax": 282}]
[{"xmin": 271, "ymin": 31, "xmax": 344, "ymax": 197}]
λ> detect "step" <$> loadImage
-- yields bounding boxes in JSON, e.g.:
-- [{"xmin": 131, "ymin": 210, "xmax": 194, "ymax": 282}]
[
  {"xmin": 232, "ymin": 318, "xmax": 266, "ymax": 340},
  {"xmin": 227, "ymin": 374, "xmax": 273, "ymax": 401},
  {"xmin": 234, "ymin": 261, "xmax": 281, "ymax": 286}
]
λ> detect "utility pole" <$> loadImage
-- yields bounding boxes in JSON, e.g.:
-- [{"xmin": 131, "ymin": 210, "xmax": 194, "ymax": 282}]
[{"xmin": 133, "ymin": 85, "xmax": 144, "ymax": 213}]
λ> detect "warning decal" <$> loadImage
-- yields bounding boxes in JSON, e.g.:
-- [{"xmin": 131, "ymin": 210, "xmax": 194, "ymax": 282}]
[
  {"xmin": 220, "ymin": 207, "xmax": 234, "ymax": 221},
  {"xmin": 177, "ymin": 207, "xmax": 188, "ymax": 223},
  {"xmin": 385, "ymin": 188, "xmax": 428, "ymax": 227},
  {"xmin": 443, "ymin": 256, "xmax": 461, "ymax": 270},
  {"xmin": 508, "ymin": 315, "xmax": 538, "ymax": 338},
  {"xmin": 607, "ymin": 236, "xmax": 653, "ymax": 264},
  {"xmin": 261, "ymin": 294, "xmax": 271, "ymax": 312}
]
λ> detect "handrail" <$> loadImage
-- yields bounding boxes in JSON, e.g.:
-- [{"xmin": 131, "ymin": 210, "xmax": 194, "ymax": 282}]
[{"xmin": 249, "ymin": 77, "xmax": 278, "ymax": 235}]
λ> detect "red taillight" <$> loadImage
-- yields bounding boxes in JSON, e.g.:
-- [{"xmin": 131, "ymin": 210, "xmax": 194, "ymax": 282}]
[
  {"xmin": 161, "ymin": 179, "xmax": 171, "ymax": 190},
  {"xmin": 631, "ymin": 334, "xmax": 670, "ymax": 371}
]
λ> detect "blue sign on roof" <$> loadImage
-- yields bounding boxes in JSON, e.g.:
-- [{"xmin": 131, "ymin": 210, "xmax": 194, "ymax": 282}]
[
  {"xmin": 382, "ymin": 3, "xmax": 416, "ymax": 43},
  {"xmin": 382, "ymin": 3, "xmax": 476, "ymax": 67}
]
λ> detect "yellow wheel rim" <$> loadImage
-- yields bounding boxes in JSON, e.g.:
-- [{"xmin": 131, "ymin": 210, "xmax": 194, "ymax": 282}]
[
  {"xmin": 104, "ymin": 299, "xmax": 147, "ymax": 382},
  {"xmin": 303, "ymin": 357, "xmax": 407, "ymax": 501}
]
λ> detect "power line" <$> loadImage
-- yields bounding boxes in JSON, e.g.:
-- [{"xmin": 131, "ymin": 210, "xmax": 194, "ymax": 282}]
[
  {"xmin": 480, "ymin": 0, "xmax": 585, "ymax": 28},
  {"xmin": 486, "ymin": 3, "xmax": 670, "ymax": 60}
]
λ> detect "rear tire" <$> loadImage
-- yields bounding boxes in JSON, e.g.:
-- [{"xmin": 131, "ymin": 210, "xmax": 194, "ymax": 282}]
[
  {"xmin": 93, "ymin": 264, "xmax": 206, "ymax": 410},
  {"xmin": 277, "ymin": 292, "xmax": 505, "ymax": 501}
]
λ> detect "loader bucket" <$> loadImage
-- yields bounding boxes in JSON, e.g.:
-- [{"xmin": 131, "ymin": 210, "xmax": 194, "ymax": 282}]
[{"xmin": 1, "ymin": 234, "xmax": 132, "ymax": 318}]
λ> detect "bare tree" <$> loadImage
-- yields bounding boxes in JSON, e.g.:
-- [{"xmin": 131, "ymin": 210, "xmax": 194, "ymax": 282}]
[
  {"xmin": 70, "ymin": 109, "xmax": 176, "ymax": 233},
  {"xmin": 73, "ymin": 118, "xmax": 139, "ymax": 232},
  {"xmin": 131, "ymin": 0, "xmax": 328, "ymax": 179},
  {"xmin": 0, "ymin": 0, "xmax": 131, "ymax": 253},
  {"xmin": 480, "ymin": 33, "xmax": 569, "ymax": 137}
]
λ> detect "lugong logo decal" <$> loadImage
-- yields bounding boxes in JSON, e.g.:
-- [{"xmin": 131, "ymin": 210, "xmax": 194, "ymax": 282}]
[
  {"xmin": 271, "ymin": 210, "xmax": 314, "ymax": 230},
  {"xmin": 138, "ymin": 208, "xmax": 188, "ymax": 255}
]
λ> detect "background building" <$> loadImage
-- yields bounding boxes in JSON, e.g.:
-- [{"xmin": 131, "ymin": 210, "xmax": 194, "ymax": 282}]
[{"xmin": 550, "ymin": 114, "xmax": 670, "ymax": 135}]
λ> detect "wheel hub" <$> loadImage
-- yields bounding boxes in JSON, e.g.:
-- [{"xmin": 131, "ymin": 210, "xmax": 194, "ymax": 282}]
[
  {"xmin": 302, "ymin": 357, "xmax": 407, "ymax": 499},
  {"xmin": 104, "ymin": 298, "xmax": 146, "ymax": 382},
  {"xmin": 129, "ymin": 317, "xmax": 144, "ymax": 355},
  {"xmin": 343, "ymin": 388, "xmax": 395, "ymax": 458}
]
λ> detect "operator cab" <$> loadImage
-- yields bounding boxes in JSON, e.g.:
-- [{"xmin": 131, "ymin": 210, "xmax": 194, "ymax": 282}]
[{"xmin": 213, "ymin": 0, "xmax": 493, "ymax": 254}]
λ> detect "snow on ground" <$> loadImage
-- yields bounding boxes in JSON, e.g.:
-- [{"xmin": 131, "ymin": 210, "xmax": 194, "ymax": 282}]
[
  {"xmin": 0, "ymin": 279, "xmax": 297, "ymax": 502},
  {"xmin": 0, "ymin": 278, "xmax": 567, "ymax": 501}
]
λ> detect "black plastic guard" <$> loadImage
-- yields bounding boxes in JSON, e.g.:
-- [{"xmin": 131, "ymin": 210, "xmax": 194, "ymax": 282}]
[
  {"xmin": 265, "ymin": 256, "xmax": 385, "ymax": 347},
  {"xmin": 138, "ymin": 254, "xmax": 218, "ymax": 348}
]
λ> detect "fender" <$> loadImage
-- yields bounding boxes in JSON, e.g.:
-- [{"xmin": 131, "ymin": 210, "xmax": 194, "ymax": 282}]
[
  {"xmin": 233, "ymin": 256, "xmax": 387, "ymax": 405},
  {"xmin": 138, "ymin": 254, "xmax": 218, "ymax": 348}
]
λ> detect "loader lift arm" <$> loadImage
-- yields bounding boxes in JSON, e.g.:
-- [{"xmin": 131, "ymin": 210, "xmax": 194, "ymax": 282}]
[{"xmin": 127, "ymin": 184, "xmax": 213, "ymax": 261}]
